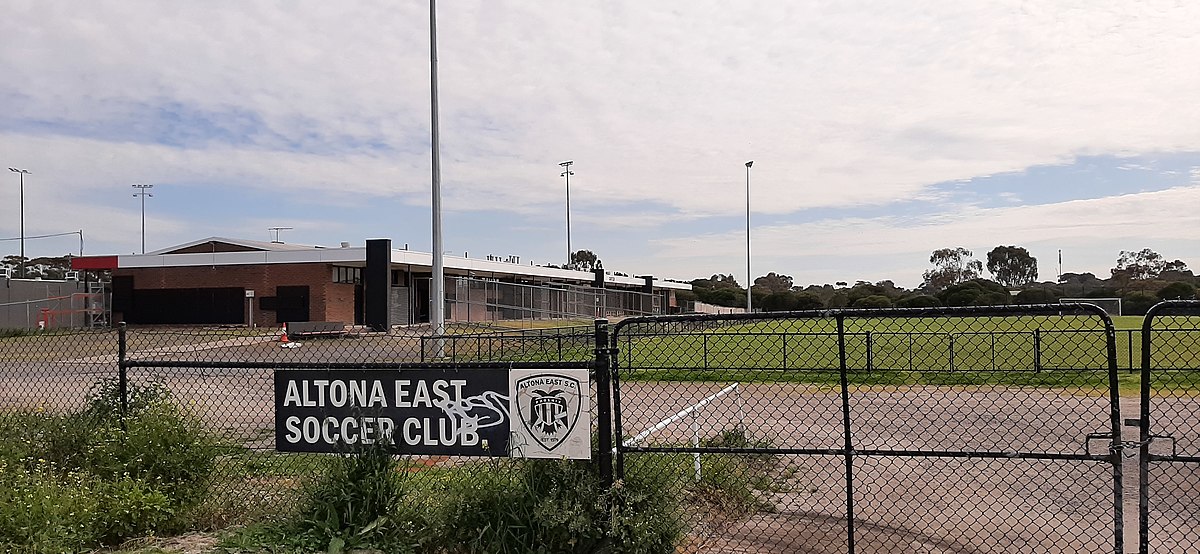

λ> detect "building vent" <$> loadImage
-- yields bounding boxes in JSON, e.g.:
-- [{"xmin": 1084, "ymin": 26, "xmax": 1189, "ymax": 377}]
[{"xmin": 340, "ymin": 241, "xmax": 351, "ymax": 248}]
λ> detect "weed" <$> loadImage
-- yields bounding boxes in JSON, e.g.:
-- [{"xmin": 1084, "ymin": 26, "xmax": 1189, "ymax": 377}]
[{"xmin": 0, "ymin": 379, "xmax": 217, "ymax": 551}]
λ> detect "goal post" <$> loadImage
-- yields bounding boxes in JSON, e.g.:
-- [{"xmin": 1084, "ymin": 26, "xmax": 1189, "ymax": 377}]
[{"xmin": 1060, "ymin": 297, "xmax": 1122, "ymax": 316}]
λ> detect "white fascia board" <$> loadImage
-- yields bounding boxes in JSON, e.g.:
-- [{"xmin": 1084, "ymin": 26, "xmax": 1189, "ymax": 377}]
[
  {"xmin": 117, "ymin": 248, "xmax": 368, "ymax": 268},
  {"xmin": 267, "ymin": 248, "xmax": 365, "ymax": 264},
  {"xmin": 390, "ymin": 250, "xmax": 434, "ymax": 266}
]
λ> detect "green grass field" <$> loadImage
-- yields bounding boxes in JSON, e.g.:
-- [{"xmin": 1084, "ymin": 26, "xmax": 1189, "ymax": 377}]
[{"xmin": 614, "ymin": 315, "xmax": 1200, "ymax": 392}]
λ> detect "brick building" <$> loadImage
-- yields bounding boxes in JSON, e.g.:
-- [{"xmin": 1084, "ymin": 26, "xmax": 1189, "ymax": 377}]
[{"xmin": 71, "ymin": 237, "xmax": 687, "ymax": 327}]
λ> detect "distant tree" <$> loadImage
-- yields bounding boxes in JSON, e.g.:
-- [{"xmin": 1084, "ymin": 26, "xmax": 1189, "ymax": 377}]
[
  {"xmin": 567, "ymin": 250, "xmax": 602, "ymax": 271},
  {"xmin": 1014, "ymin": 288, "xmax": 1059, "ymax": 304},
  {"xmin": 939, "ymin": 279, "xmax": 1010, "ymax": 307},
  {"xmin": 753, "ymin": 272, "xmax": 793, "ymax": 294},
  {"xmin": 793, "ymin": 292, "xmax": 824, "ymax": 310},
  {"xmin": 986, "ymin": 246, "xmax": 1038, "ymax": 288},
  {"xmin": 922, "ymin": 248, "xmax": 983, "ymax": 292},
  {"xmin": 1163, "ymin": 259, "xmax": 1190, "ymax": 274},
  {"xmin": 1122, "ymin": 292, "xmax": 1158, "ymax": 316},
  {"xmin": 847, "ymin": 283, "xmax": 887, "ymax": 304},
  {"xmin": 760, "ymin": 290, "xmax": 824, "ymax": 312},
  {"xmin": 1156, "ymin": 281, "xmax": 1196, "ymax": 301},
  {"xmin": 690, "ymin": 273, "xmax": 745, "ymax": 308},
  {"xmin": 852, "ymin": 295, "xmax": 892, "ymax": 308},
  {"xmin": 1112, "ymin": 248, "xmax": 1166, "ymax": 281},
  {"xmin": 896, "ymin": 294, "xmax": 941, "ymax": 308}
]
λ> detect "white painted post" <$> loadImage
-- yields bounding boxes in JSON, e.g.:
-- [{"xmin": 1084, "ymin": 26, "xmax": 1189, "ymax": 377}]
[{"xmin": 692, "ymin": 408, "xmax": 701, "ymax": 482}]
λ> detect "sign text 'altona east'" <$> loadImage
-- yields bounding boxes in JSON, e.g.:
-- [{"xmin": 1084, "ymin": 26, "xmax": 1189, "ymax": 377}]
[{"xmin": 274, "ymin": 368, "xmax": 589, "ymax": 459}]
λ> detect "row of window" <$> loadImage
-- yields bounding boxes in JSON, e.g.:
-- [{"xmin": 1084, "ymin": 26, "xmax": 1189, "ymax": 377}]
[{"xmin": 333, "ymin": 266, "xmax": 411, "ymax": 287}]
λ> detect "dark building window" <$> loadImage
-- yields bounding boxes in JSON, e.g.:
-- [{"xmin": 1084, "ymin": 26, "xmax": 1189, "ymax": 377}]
[{"xmin": 332, "ymin": 266, "xmax": 361, "ymax": 284}]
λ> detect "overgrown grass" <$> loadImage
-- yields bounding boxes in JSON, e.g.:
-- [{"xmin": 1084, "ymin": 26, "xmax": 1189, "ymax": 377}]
[
  {"xmin": 222, "ymin": 450, "xmax": 690, "ymax": 554},
  {"xmin": 0, "ymin": 379, "xmax": 217, "ymax": 553}
]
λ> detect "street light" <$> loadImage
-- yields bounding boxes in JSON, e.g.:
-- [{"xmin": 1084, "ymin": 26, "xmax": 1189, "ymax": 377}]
[
  {"xmin": 132, "ymin": 184, "xmax": 154, "ymax": 254},
  {"xmin": 7, "ymin": 167, "xmax": 30, "ymax": 278},
  {"xmin": 745, "ymin": 160, "xmax": 753, "ymax": 312},
  {"xmin": 429, "ymin": 0, "xmax": 446, "ymax": 349},
  {"xmin": 560, "ymin": 160, "xmax": 574, "ymax": 265}
]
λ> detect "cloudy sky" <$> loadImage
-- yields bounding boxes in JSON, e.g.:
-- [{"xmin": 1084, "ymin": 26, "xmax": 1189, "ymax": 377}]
[{"xmin": 2, "ymin": 1, "xmax": 1199, "ymax": 288}]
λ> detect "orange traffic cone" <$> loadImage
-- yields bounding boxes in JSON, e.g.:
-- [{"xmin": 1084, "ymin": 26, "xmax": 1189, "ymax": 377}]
[{"xmin": 279, "ymin": 326, "xmax": 290, "ymax": 343}]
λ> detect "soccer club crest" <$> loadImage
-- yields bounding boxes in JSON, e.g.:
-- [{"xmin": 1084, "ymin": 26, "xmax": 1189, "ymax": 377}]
[{"xmin": 515, "ymin": 374, "xmax": 582, "ymax": 452}]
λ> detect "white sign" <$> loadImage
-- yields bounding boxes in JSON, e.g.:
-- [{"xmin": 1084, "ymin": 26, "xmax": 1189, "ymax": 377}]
[
  {"xmin": 245, "ymin": 289, "xmax": 255, "ymax": 298},
  {"xmin": 509, "ymin": 368, "xmax": 591, "ymax": 459}
]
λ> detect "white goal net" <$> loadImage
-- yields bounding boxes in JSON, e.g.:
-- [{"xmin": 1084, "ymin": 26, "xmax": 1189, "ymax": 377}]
[{"xmin": 1060, "ymin": 297, "xmax": 1122, "ymax": 316}]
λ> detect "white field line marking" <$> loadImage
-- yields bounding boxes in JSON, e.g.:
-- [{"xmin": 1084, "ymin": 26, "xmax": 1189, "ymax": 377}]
[
  {"xmin": 622, "ymin": 382, "xmax": 740, "ymax": 448},
  {"xmin": 61, "ymin": 334, "xmax": 278, "ymax": 364}
]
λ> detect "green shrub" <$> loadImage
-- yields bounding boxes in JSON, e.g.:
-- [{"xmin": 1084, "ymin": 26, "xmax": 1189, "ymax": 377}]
[
  {"xmin": 0, "ymin": 379, "xmax": 217, "ymax": 551},
  {"xmin": 87, "ymin": 401, "xmax": 216, "ymax": 510},
  {"xmin": 84, "ymin": 377, "xmax": 172, "ymax": 420},
  {"xmin": 610, "ymin": 457, "xmax": 687, "ymax": 553},
  {"xmin": 293, "ymin": 441, "xmax": 413, "ymax": 553},
  {"xmin": 93, "ymin": 476, "xmax": 175, "ymax": 544},
  {"xmin": 0, "ymin": 459, "xmax": 101, "ymax": 554},
  {"xmin": 428, "ymin": 457, "xmax": 684, "ymax": 554},
  {"xmin": 0, "ymin": 411, "xmax": 99, "ymax": 474},
  {"xmin": 431, "ymin": 459, "xmax": 605, "ymax": 553}
]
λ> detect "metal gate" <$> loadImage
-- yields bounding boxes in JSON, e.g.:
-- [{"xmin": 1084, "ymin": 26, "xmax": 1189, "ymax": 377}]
[
  {"xmin": 611, "ymin": 305, "xmax": 1124, "ymax": 553},
  {"xmin": 1139, "ymin": 301, "xmax": 1200, "ymax": 553}
]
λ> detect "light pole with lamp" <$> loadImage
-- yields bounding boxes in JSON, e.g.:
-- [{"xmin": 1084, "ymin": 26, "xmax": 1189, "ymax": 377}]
[
  {"xmin": 132, "ymin": 184, "xmax": 154, "ymax": 254},
  {"xmin": 560, "ymin": 160, "xmax": 574, "ymax": 266},
  {"xmin": 745, "ymin": 160, "xmax": 753, "ymax": 312},
  {"xmin": 8, "ymin": 168, "xmax": 30, "ymax": 278}
]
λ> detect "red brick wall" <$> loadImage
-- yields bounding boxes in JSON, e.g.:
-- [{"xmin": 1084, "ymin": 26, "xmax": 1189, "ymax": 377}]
[{"xmin": 114, "ymin": 263, "xmax": 353, "ymax": 325}]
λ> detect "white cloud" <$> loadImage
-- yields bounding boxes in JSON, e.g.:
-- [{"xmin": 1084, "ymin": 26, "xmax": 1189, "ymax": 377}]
[
  {"xmin": 641, "ymin": 185, "xmax": 1200, "ymax": 286},
  {"xmin": 2, "ymin": 1, "xmax": 1200, "ymax": 274}
]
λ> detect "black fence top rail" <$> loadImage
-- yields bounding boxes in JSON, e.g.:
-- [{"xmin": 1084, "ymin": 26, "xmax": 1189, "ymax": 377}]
[{"xmin": 612, "ymin": 303, "xmax": 1115, "ymax": 335}]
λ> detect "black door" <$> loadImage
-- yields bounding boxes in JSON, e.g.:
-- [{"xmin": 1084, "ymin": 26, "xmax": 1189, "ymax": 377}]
[{"xmin": 276, "ymin": 286, "xmax": 310, "ymax": 323}]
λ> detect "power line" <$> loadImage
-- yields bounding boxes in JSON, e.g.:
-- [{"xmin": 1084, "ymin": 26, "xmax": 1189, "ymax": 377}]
[{"xmin": 0, "ymin": 230, "xmax": 82, "ymax": 241}]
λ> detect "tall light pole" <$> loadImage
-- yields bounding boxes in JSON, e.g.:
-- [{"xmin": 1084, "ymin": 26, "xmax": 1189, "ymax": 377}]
[
  {"xmin": 745, "ymin": 161, "xmax": 753, "ymax": 312},
  {"xmin": 560, "ymin": 160, "xmax": 574, "ymax": 265},
  {"xmin": 131, "ymin": 184, "xmax": 154, "ymax": 254},
  {"xmin": 429, "ymin": 0, "xmax": 446, "ymax": 347},
  {"xmin": 8, "ymin": 168, "xmax": 30, "ymax": 278}
]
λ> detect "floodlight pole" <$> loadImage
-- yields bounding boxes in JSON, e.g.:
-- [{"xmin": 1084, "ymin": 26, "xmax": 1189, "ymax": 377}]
[
  {"xmin": 8, "ymin": 168, "xmax": 30, "ymax": 278},
  {"xmin": 560, "ymin": 160, "xmax": 574, "ymax": 265},
  {"xmin": 429, "ymin": 0, "xmax": 446, "ymax": 352},
  {"xmin": 132, "ymin": 184, "xmax": 154, "ymax": 254},
  {"xmin": 745, "ymin": 160, "xmax": 753, "ymax": 312}
]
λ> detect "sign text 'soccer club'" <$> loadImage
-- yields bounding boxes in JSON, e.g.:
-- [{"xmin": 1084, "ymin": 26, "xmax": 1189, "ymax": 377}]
[{"xmin": 274, "ymin": 368, "xmax": 590, "ymax": 459}]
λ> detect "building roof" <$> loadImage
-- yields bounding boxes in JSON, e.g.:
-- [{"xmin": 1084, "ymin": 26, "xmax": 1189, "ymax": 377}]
[
  {"xmin": 74, "ymin": 237, "xmax": 690, "ymax": 291},
  {"xmin": 149, "ymin": 237, "xmax": 333, "ymax": 254}
]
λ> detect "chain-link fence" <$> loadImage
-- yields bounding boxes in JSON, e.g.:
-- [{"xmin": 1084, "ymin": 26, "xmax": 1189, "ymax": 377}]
[
  {"xmin": 446, "ymin": 276, "xmax": 660, "ymax": 324},
  {"xmin": 612, "ymin": 305, "xmax": 1127, "ymax": 553},
  {"xmin": 1140, "ymin": 301, "xmax": 1200, "ymax": 554},
  {"xmin": 0, "ymin": 323, "xmax": 600, "ymax": 532},
  {"xmin": 5, "ymin": 303, "xmax": 1200, "ymax": 551}
]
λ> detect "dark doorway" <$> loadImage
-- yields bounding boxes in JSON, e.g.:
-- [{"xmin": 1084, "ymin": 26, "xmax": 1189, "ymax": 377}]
[
  {"xmin": 413, "ymin": 275, "xmax": 430, "ymax": 323},
  {"xmin": 121, "ymin": 287, "xmax": 243, "ymax": 324},
  {"xmin": 276, "ymin": 285, "xmax": 310, "ymax": 323},
  {"xmin": 354, "ymin": 284, "xmax": 364, "ymax": 325}
]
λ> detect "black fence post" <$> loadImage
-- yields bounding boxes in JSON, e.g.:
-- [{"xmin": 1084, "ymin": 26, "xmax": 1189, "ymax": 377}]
[
  {"xmin": 1034, "ymin": 329, "xmax": 1042, "ymax": 372},
  {"xmin": 836, "ymin": 313, "xmax": 856, "ymax": 554},
  {"xmin": 594, "ymin": 319, "xmax": 614, "ymax": 490},
  {"xmin": 118, "ymin": 322, "xmax": 128, "ymax": 430},
  {"xmin": 948, "ymin": 334, "xmax": 956, "ymax": 372},
  {"xmin": 865, "ymin": 331, "xmax": 873, "ymax": 371},
  {"xmin": 1138, "ymin": 306, "xmax": 1157, "ymax": 554}
]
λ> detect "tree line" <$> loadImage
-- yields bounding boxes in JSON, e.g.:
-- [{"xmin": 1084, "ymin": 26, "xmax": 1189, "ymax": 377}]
[{"xmin": 678, "ymin": 246, "xmax": 1196, "ymax": 316}]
